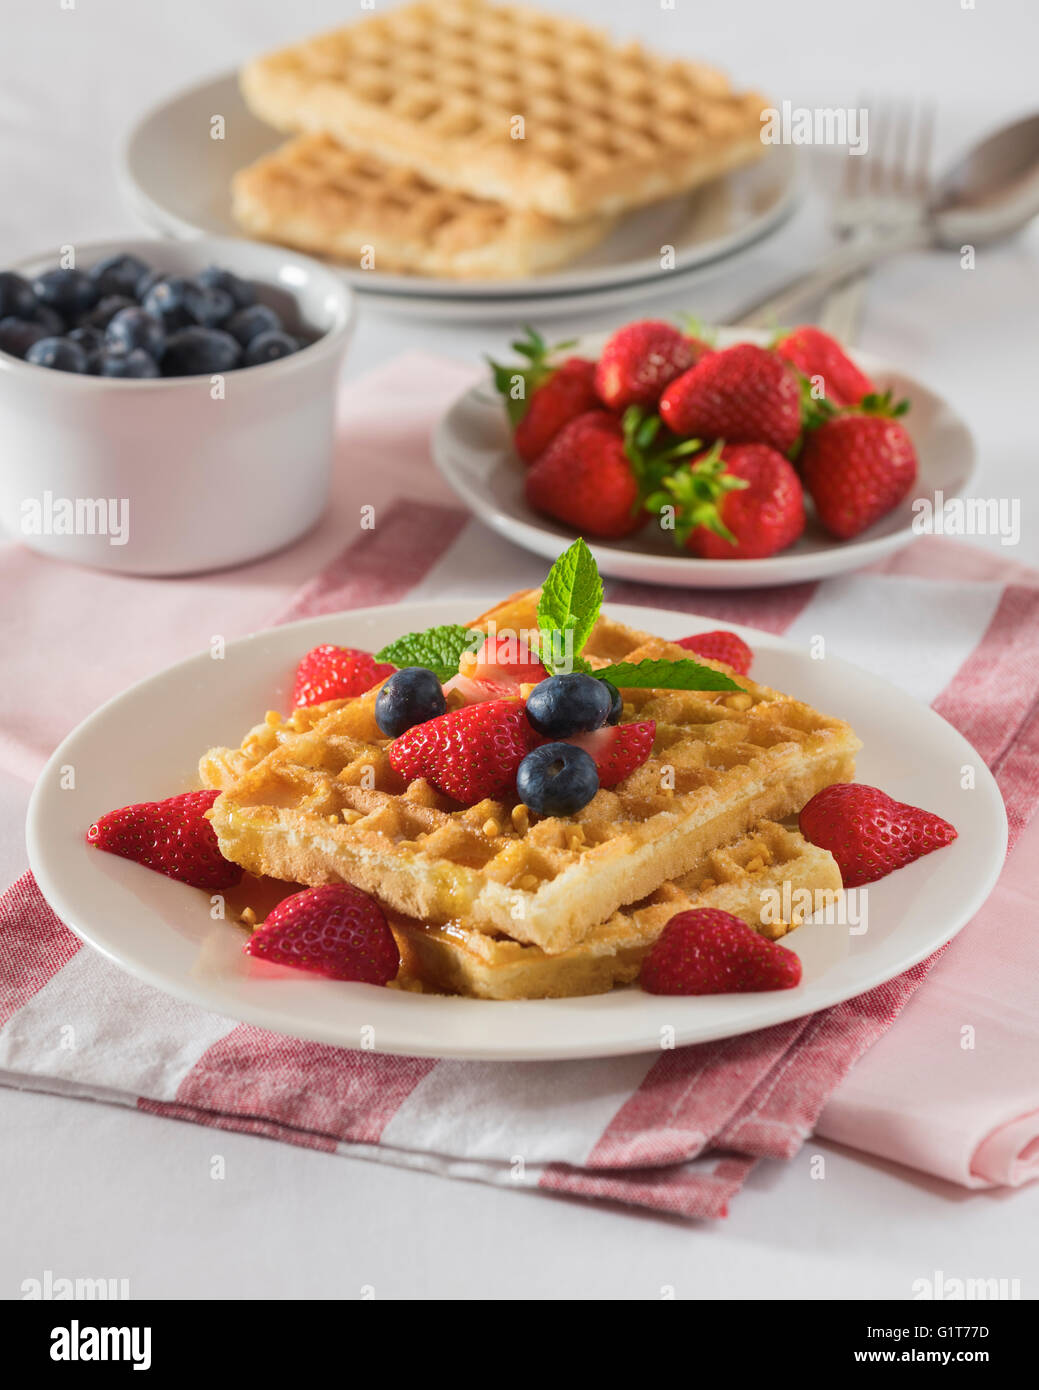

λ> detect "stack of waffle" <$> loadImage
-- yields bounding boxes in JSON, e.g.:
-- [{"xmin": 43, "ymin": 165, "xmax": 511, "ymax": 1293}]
[
  {"xmin": 200, "ymin": 594, "xmax": 857, "ymax": 998},
  {"xmin": 231, "ymin": 0, "xmax": 768, "ymax": 279}
]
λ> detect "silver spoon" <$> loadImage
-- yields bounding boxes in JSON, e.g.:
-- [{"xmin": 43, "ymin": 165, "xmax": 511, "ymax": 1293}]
[{"xmin": 733, "ymin": 111, "xmax": 1039, "ymax": 326}]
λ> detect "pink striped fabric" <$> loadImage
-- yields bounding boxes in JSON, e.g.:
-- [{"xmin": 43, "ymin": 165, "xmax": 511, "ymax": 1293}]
[{"xmin": 1, "ymin": 350, "xmax": 1037, "ymax": 1219}]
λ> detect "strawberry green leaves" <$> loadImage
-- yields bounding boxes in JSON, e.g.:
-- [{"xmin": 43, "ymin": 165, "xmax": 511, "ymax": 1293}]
[
  {"xmin": 487, "ymin": 325, "xmax": 578, "ymax": 427},
  {"xmin": 645, "ymin": 439, "xmax": 749, "ymax": 546},
  {"xmin": 375, "ymin": 625, "xmax": 479, "ymax": 682}
]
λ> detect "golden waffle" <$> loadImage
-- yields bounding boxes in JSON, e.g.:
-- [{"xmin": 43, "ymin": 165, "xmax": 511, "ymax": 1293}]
[
  {"xmin": 232, "ymin": 134, "xmax": 612, "ymax": 279},
  {"xmin": 205, "ymin": 609, "xmax": 859, "ymax": 955},
  {"xmin": 239, "ymin": 0, "xmax": 767, "ymax": 221},
  {"xmin": 390, "ymin": 821, "xmax": 841, "ymax": 998}
]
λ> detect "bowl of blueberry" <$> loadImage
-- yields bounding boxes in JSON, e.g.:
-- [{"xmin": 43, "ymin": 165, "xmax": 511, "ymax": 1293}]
[{"xmin": 0, "ymin": 236, "xmax": 354, "ymax": 574}]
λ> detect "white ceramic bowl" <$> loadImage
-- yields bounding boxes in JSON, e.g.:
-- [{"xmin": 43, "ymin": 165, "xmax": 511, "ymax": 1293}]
[{"xmin": 0, "ymin": 236, "xmax": 355, "ymax": 575}]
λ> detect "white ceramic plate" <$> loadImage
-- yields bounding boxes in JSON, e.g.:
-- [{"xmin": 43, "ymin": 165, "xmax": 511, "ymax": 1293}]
[
  {"xmin": 432, "ymin": 329, "xmax": 978, "ymax": 588},
  {"xmin": 119, "ymin": 72, "xmax": 797, "ymax": 310},
  {"xmin": 27, "ymin": 601, "xmax": 1005, "ymax": 1061}
]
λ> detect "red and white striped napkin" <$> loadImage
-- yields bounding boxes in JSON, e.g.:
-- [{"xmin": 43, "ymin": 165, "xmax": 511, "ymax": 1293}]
[{"xmin": 1, "ymin": 355, "xmax": 1038, "ymax": 1219}]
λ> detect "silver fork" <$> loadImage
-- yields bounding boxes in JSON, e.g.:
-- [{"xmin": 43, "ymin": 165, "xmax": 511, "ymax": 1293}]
[
  {"xmin": 733, "ymin": 101, "xmax": 935, "ymax": 329},
  {"xmin": 819, "ymin": 100, "xmax": 935, "ymax": 342}
]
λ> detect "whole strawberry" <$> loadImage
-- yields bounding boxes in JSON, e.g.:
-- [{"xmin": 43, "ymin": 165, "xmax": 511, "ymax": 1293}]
[
  {"xmin": 800, "ymin": 398, "xmax": 918, "ymax": 540},
  {"xmin": 514, "ymin": 357, "xmax": 599, "ymax": 464},
  {"xmin": 647, "ymin": 441, "xmax": 804, "ymax": 560},
  {"xmin": 676, "ymin": 630, "xmax": 753, "ymax": 676},
  {"xmin": 567, "ymin": 720, "xmax": 656, "ymax": 788},
  {"xmin": 489, "ymin": 326, "xmax": 598, "ymax": 465},
  {"xmin": 86, "ymin": 788, "xmax": 242, "ymax": 891},
  {"xmin": 799, "ymin": 783, "xmax": 957, "ymax": 888},
  {"xmin": 244, "ymin": 884, "xmax": 399, "ymax": 984},
  {"xmin": 293, "ymin": 644, "xmax": 395, "ymax": 707},
  {"xmin": 525, "ymin": 410, "xmax": 646, "ymax": 539},
  {"xmin": 389, "ymin": 697, "xmax": 539, "ymax": 804},
  {"xmin": 641, "ymin": 908, "xmax": 802, "ymax": 994},
  {"xmin": 594, "ymin": 319, "xmax": 704, "ymax": 411},
  {"xmin": 659, "ymin": 343, "xmax": 802, "ymax": 455},
  {"xmin": 774, "ymin": 325, "xmax": 875, "ymax": 407}
]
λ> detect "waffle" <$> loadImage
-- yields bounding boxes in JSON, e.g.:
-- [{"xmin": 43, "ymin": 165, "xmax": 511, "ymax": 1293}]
[
  {"xmin": 205, "ymin": 608, "xmax": 859, "ymax": 955},
  {"xmin": 231, "ymin": 134, "xmax": 612, "ymax": 279},
  {"xmin": 239, "ymin": 0, "xmax": 768, "ymax": 221},
  {"xmin": 389, "ymin": 821, "xmax": 841, "ymax": 998}
]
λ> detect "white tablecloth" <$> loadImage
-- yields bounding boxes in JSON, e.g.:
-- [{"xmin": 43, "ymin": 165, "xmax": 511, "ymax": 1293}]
[{"xmin": 2, "ymin": 0, "xmax": 1038, "ymax": 1297}]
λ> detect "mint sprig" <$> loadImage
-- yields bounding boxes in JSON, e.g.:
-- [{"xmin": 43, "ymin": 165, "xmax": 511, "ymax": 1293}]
[
  {"xmin": 375, "ymin": 624, "xmax": 478, "ymax": 682},
  {"xmin": 537, "ymin": 537, "xmax": 601, "ymax": 675},
  {"xmin": 594, "ymin": 659, "xmax": 741, "ymax": 692}
]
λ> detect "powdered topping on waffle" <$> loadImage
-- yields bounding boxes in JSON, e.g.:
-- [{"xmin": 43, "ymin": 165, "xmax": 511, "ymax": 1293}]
[
  {"xmin": 239, "ymin": 0, "xmax": 768, "ymax": 221},
  {"xmin": 231, "ymin": 134, "xmax": 613, "ymax": 279}
]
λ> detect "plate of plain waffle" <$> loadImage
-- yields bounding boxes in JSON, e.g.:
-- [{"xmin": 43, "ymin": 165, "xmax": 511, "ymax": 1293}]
[
  {"xmin": 432, "ymin": 329, "xmax": 978, "ymax": 587},
  {"xmin": 119, "ymin": 0, "xmax": 796, "ymax": 313},
  {"xmin": 27, "ymin": 598, "xmax": 1006, "ymax": 1061}
]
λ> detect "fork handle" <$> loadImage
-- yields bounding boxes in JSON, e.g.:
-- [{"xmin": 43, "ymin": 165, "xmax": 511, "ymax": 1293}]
[{"xmin": 731, "ymin": 223, "xmax": 932, "ymax": 328}]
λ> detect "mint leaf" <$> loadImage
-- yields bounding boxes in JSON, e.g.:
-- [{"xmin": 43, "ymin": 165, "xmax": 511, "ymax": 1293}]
[
  {"xmin": 375, "ymin": 624, "xmax": 479, "ymax": 682},
  {"xmin": 536, "ymin": 537, "xmax": 602, "ymax": 674},
  {"xmin": 595, "ymin": 659, "xmax": 742, "ymax": 692}
]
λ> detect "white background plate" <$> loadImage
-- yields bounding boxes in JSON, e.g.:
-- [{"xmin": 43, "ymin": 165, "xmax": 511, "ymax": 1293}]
[
  {"xmin": 119, "ymin": 72, "xmax": 797, "ymax": 306},
  {"xmin": 26, "ymin": 601, "xmax": 1006, "ymax": 1061},
  {"xmin": 432, "ymin": 330, "xmax": 978, "ymax": 587}
]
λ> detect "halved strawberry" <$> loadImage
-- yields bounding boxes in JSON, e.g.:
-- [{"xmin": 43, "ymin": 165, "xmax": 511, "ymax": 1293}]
[
  {"xmin": 293, "ymin": 645, "xmax": 395, "ymax": 707},
  {"xmin": 244, "ymin": 884, "xmax": 399, "ymax": 984},
  {"xmin": 388, "ymin": 698, "xmax": 539, "ymax": 804},
  {"xmin": 676, "ymin": 630, "xmax": 753, "ymax": 677},
  {"xmin": 459, "ymin": 632, "xmax": 548, "ymax": 687},
  {"xmin": 568, "ymin": 720, "xmax": 656, "ymax": 789},
  {"xmin": 86, "ymin": 789, "xmax": 242, "ymax": 891},
  {"xmin": 642, "ymin": 908, "xmax": 802, "ymax": 994}
]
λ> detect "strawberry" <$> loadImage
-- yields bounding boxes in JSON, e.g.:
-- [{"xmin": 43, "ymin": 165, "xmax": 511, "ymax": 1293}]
[
  {"xmin": 86, "ymin": 789, "xmax": 242, "ymax": 891},
  {"xmin": 774, "ymin": 325, "xmax": 875, "ymax": 408},
  {"xmin": 513, "ymin": 357, "xmax": 599, "ymax": 464},
  {"xmin": 388, "ymin": 697, "xmax": 539, "ymax": 804},
  {"xmin": 568, "ymin": 720, "xmax": 656, "ymax": 788},
  {"xmin": 244, "ymin": 884, "xmax": 399, "ymax": 984},
  {"xmin": 659, "ymin": 343, "xmax": 802, "ymax": 455},
  {"xmin": 292, "ymin": 645, "xmax": 395, "ymax": 707},
  {"xmin": 647, "ymin": 441, "xmax": 805, "ymax": 560},
  {"xmin": 594, "ymin": 319, "xmax": 704, "ymax": 411},
  {"xmin": 641, "ymin": 908, "xmax": 802, "ymax": 994},
  {"xmin": 675, "ymin": 630, "xmax": 753, "ymax": 676},
  {"xmin": 524, "ymin": 410, "xmax": 645, "ymax": 539},
  {"xmin": 459, "ymin": 632, "xmax": 549, "ymax": 687},
  {"xmin": 799, "ymin": 783, "xmax": 957, "ymax": 888},
  {"xmin": 799, "ymin": 397, "xmax": 918, "ymax": 540}
]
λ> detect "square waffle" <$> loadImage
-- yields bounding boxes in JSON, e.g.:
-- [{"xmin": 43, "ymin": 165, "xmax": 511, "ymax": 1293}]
[
  {"xmin": 389, "ymin": 821, "xmax": 841, "ymax": 998},
  {"xmin": 231, "ymin": 134, "xmax": 612, "ymax": 279},
  {"xmin": 205, "ymin": 604, "xmax": 859, "ymax": 955},
  {"xmin": 239, "ymin": 0, "xmax": 768, "ymax": 221}
]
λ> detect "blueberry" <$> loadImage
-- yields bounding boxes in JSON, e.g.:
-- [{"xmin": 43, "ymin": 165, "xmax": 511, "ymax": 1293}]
[
  {"xmin": 374, "ymin": 667, "xmax": 447, "ymax": 738},
  {"xmin": 66, "ymin": 324, "xmax": 105, "ymax": 372},
  {"xmin": 192, "ymin": 287, "xmax": 235, "ymax": 327},
  {"xmin": 88, "ymin": 252, "xmax": 151, "ymax": 299},
  {"xmin": 142, "ymin": 275, "xmax": 208, "ymax": 331},
  {"xmin": 32, "ymin": 305, "xmax": 66, "ymax": 336},
  {"xmin": 524, "ymin": 673, "xmax": 612, "ymax": 739},
  {"xmin": 0, "ymin": 271, "xmax": 38, "ymax": 320},
  {"xmin": 226, "ymin": 303, "xmax": 282, "ymax": 346},
  {"xmin": 516, "ymin": 743, "xmax": 599, "ymax": 817},
  {"xmin": 135, "ymin": 267, "xmax": 163, "ymax": 300},
  {"xmin": 197, "ymin": 265, "xmax": 256, "ymax": 310},
  {"xmin": 25, "ymin": 336, "xmax": 89, "ymax": 373},
  {"xmin": 0, "ymin": 316, "xmax": 48, "ymax": 359},
  {"xmin": 32, "ymin": 268, "xmax": 98, "ymax": 318},
  {"xmin": 162, "ymin": 326, "xmax": 241, "ymax": 375},
  {"xmin": 83, "ymin": 294, "xmax": 136, "ymax": 329},
  {"xmin": 601, "ymin": 680, "xmax": 623, "ymax": 726},
  {"xmin": 98, "ymin": 348, "xmax": 160, "ymax": 378},
  {"xmin": 106, "ymin": 306, "xmax": 166, "ymax": 359},
  {"xmin": 244, "ymin": 329, "xmax": 299, "ymax": 366}
]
